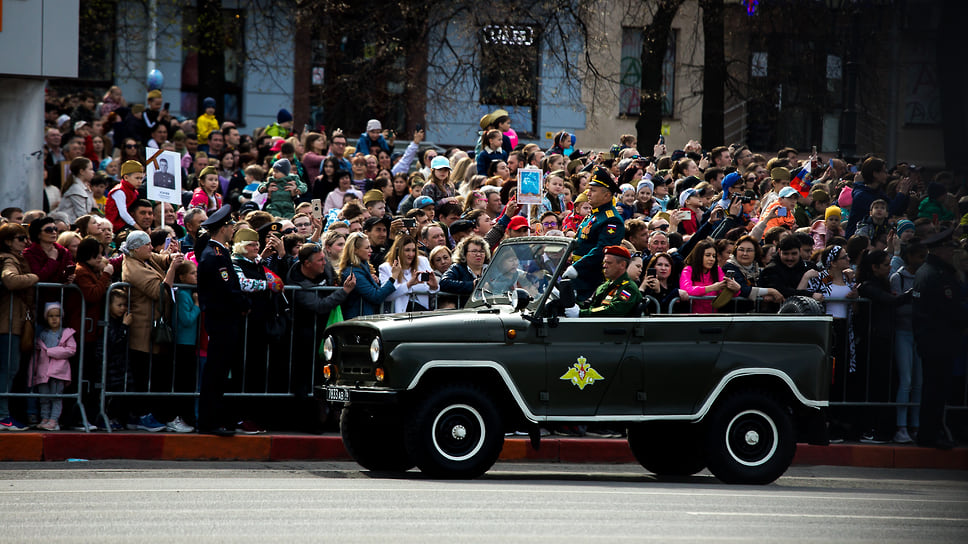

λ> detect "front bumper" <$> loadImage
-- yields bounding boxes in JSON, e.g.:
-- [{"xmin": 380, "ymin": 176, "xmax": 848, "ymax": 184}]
[{"xmin": 315, "ymin": 385, "xmax": 400, "ymax": 405}]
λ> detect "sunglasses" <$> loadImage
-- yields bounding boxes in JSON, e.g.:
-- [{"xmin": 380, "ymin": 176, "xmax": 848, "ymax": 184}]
[
  {"xmin": 125, "ymin": 144, "xmax": 138, "ymax": 149},
  {"xmin": 654, "ymin": 224, "xmax": 670, "ymax": 231},
  {"xmin": 15, "ymin": 236, "xmax": 28, "ymax": 242},
  {"xmin": 281, "ymin": 228, "xmax": 296, "ymax": 234},
  {"xmin": 43, "ymin": 226, "xmax": 58, "ymax": 233}
]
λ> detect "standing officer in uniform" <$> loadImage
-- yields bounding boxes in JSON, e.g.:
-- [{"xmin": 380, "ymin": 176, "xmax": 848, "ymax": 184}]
[
  {"xmin": 565, "ymin": 245, "xmax": 642, "ymax": 317},
  {"xmin": 196, "ymin": 205, "xmax": 248, "ymax": 436},
  {"xmin": 565, "ymin": 167, "xmax": 624, "ymax": 300},
  {"xmin": 912, "ymin": 227, "xmax": 967, "ymax": 450}
]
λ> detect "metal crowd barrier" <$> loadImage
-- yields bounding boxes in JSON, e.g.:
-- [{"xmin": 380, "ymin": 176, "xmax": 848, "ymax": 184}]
[{"xmin": 1, "ymin": 282, "xmax": 92, "ymax": 431}]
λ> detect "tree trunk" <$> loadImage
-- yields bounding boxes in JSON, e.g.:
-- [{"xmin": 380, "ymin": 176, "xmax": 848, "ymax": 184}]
[
  {"xmin": 938, "ymin": 0, "xmax": 968, "ymax": 175},
  {"xmin": 700, "ymin": 0, "xmax": 725, "ymax": 147},
  {"xmin": 196, "ymin": 0, "xmax": 224, "ymax": 121},
  {"xmin": 636, "ymin": 0, "xmax": 684, "ymax": 156}
]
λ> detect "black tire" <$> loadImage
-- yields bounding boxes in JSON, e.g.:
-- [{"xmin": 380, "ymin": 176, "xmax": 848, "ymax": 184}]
[
  {"xmin": 778, "ymin": 296, "xmax": 824, "ymax": 315},
  {"xmin": 627, "ymin": 422, "xmax": 706, "ymax": 476},
  {"xmin": 404, "ymin": 384, "xmax": 504, "ymax": 479},
  {"xmin": 340, "ymin": 404, "xmax": 415, "ymax": 472},
  {"xmin": 704, "ymin": 391, "xmax": 796, "ymax": 485}
]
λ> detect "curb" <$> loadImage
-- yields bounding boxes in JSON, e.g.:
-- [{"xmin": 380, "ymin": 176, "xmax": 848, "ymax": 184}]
[{"xmin": 2, "ymin": 432, "xmax": 966, "ymax": 469}]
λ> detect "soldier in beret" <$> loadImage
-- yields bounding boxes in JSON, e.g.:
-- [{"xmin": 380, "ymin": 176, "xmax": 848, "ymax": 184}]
[
  {"xmin": 564, "ymin": 167, "xmax": 625, "ymax": 300},
  {"xmin": 565, "ymin": 245, "xmax": 642, "ymax": 317}
]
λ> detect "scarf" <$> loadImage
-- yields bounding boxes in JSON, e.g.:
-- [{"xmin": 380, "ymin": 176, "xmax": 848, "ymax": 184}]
[{"xmin": 725, "ymin": 255, "xmax": 760, "ymax": 285}]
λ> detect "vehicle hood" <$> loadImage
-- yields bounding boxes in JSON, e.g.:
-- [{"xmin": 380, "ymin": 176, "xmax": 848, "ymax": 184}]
[{"xmin": 330, "ymin": 308, "xmax": 515, "ymax": 343}]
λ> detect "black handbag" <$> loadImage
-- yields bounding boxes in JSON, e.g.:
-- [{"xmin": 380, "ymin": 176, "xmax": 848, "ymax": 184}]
[
  {"xmin": 264, "ymin": 291, "xmax": 291, "ymax": 343},
  {"xmin": 151, "ymin": 283, "xmax": 174, "ymax": 345}
]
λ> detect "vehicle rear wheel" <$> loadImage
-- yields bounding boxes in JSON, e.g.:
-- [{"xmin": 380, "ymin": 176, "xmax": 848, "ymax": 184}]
[
  {"xmin": 704, "ymin": 391, "xmax": 796, "ymax": 485},
  {"xmin": 627, "ymin": 422, "xmax": 706, "ymax": 476},
  {"xmin": 340, "ymin": 404, "xmax": 415, "ymax": 472},
  {"xmin": 405, "ymin": 384, "xmax": 504, "ymax": 479}
]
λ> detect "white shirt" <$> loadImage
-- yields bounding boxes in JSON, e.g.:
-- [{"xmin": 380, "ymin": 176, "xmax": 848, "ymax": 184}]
[{"xmin": 378, "ymin": 255, "xmax": 438, "ymax": 313}]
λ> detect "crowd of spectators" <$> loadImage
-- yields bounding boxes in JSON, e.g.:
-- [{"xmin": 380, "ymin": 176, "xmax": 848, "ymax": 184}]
[{"xmin": 0, "ymin": 87, "xmax": 965, "ymax": 447}]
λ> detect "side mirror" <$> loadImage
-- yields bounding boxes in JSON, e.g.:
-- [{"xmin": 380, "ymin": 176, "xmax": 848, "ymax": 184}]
[
  {"xmin": 510, "ymin": 288, "xmax": 532, "ymax": 312},
  {"xmin": 558, "ymin": 279, "xmax": 576, "ymax": 308}
]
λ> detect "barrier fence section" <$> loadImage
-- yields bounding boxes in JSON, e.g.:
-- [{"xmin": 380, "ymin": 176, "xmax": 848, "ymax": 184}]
[
  {"xmin": 1, "ymin": 282, "xmax": 92, "ymax": 431},
  {"xmin": 2, "ymin": 279, "xmax": 960, "ymax": 436}
]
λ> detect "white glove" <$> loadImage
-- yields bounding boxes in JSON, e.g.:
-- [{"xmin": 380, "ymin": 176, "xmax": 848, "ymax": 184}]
[
  {"xmin": 564, "ymin": 305, "xmax": 580, "ymax": 318},
  {"xmin": 562, "ymin": 265, "xmax": 578, "ymax": 280}
]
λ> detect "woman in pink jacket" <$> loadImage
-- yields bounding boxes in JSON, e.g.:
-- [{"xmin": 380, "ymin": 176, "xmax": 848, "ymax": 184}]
[
  {"xmin": 679, "ymin": 239, "xmax": 740, "ymax": 313},
  {"xmin": 28, "ymin": 303, "xmax": 76, "ymax": 431}
]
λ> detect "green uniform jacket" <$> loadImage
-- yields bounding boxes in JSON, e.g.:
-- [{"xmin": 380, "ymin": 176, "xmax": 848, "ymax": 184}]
[{"xmin": 579, "ymin": 272, "xmax": 643, "ymax": 317}]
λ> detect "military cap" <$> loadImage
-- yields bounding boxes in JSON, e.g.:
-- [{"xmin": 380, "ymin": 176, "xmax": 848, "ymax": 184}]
[
  {"xmin": 363, "ymin": 189, "xmax": 385, "ymax": 206},
  {"xmin": 603, "ymin": 245, "xmax": 631, "ymax": 260},
  {"xmin": 587, "ymin": 167, "xmax": 620, "ymax": 193},
  {"xmin": 233, "ymin": 228, "xmax": 258, "ymax": 244}
]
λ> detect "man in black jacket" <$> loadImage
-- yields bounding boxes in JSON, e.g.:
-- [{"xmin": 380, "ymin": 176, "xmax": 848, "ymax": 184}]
[{"xmin": 758, "ymin": 235, "xmax": 814, "ymax": 312}]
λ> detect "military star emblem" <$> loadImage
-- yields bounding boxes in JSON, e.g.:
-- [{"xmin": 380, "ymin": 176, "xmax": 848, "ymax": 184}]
[{"xmin": 560, "ymin": 356, "xmax": 604, "ymax": 390}]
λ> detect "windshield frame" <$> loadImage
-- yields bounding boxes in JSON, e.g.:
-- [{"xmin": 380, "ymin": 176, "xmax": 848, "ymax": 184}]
[{"xmin": 465, "ymin": 236, "xmax": 575, "ymax": 313}]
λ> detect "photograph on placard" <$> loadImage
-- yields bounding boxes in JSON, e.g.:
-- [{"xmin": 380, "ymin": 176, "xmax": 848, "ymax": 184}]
[
  {"xmin": 145, "ymin": 149, "xmax": 183, "ymax": 205},
  {"xmin": 517, "ymin": 166, "xmax": 543, "ymax": 205}
]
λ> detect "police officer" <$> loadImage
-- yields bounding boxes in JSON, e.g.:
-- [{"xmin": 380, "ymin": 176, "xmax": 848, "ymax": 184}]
[
  {"xmin": 565, "ymin": 167, "xmax": 624, "ymax": 300},
  {"xmin": 565, "ymin": 245, "xmax": 642, "ymax": 317},
  {"xmin": 912, "ymin": 227, "xmax": 967, "ymax": 449},
  {"xmin": 196, "ymin": 205, "xmax": 249, "ymax": 436}
]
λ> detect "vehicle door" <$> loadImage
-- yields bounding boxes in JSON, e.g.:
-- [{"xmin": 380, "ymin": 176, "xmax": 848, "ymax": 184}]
[
  {"xmin": 543, "ymin": 316, "xmax": 642, "ymax": 418},
  {"xmin": 630, "ymin": 315, "xmax": 730, "ymax": 416}
]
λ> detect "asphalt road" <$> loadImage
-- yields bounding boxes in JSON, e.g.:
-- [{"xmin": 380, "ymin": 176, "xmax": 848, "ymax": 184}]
[{"xmin": 1, "ymin": 461, "xmax": 966, "ymax": 543}]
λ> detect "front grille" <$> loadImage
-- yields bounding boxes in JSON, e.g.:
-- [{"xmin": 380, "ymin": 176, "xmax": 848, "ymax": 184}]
[{"xmin": 334, "ymin": 329, "xmax": 375, "ymax": 378}]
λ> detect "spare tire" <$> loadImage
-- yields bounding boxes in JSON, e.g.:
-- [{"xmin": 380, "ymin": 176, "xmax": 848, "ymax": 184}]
[{"xmin": 777, "ymin": 295, "xmax": 823, "ymax": 315}]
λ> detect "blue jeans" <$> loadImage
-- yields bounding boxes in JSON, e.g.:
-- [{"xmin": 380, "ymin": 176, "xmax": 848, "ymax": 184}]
[
  {"xmin": 0, "ymin": 334, "xmax": 20, "ymax": 419},
  {"xmin": 895, "ymin": 330, "xmax": 922, "ymax": 428}
]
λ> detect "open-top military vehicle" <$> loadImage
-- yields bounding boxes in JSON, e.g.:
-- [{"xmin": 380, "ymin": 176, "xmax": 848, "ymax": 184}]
[{"xmin": 319, "ymin": 236, "xmax": 832, "ymax": 484}]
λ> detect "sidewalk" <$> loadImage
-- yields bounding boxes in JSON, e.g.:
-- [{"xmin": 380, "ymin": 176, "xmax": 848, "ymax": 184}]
[{"xmin": 1, "ymin": 432, "xmax": 966, "ymax": 469}]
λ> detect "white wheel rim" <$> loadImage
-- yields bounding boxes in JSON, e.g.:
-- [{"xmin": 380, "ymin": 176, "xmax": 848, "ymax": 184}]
[
  {"xmin": 431, "ymin": 403, "xmax": 486, "ymax": 462},
  {"xmin": 724, "ymin": 409, "xmax": 778, "ymax": 467}
]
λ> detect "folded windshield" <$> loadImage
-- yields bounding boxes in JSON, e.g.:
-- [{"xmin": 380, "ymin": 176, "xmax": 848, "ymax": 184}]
[{"xmin": 470, "ymin": 239, "xmax": 570, "ymax": 307}]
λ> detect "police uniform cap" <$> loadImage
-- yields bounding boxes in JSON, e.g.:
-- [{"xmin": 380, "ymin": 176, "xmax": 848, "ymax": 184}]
[
  {"xmin": 200, "ymin": 205, "xmax": 234, "ymax": 229},
  {"xmin": 923, "ymin": 226, "xmax": 958, "ymax": 248},
  {"xmin": 233, "ymin": 228, "xmax": 258, "ymax": 244},
  {"xmin": 603, "ymin": 245, "xmax": 631, "ymax": 260},
  {"xmin": 363, "ymin": 215, "xmax": 391, "ymax": 232},
  {"xmin": 363, "ymin": 189, "xmax": 385, "ymax": 206},
  {"xmin": 199, "ymin": 166, "xmax": 218, "ymax": 179},
  {"xmin": 120, "ymin": 160, "xmax": 144, "ymax": 177},
  {"xmin": 770, "ymin": 167, "xmax": 792, "ymax": 182},
  {"xmin": 588, "ymin": 167, "xmax": 620, "ymax": 193}
]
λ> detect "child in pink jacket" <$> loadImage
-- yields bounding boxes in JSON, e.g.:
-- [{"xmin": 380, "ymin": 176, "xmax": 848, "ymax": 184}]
[{"xmin": 28, "ymin": 303, "xmax": 76, "ymax": 431}]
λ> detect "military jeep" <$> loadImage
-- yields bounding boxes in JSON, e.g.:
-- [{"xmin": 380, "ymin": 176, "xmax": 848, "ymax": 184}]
[{"xmin": 319, "ymin": 236, "xmax": 832, "ymax": 484}]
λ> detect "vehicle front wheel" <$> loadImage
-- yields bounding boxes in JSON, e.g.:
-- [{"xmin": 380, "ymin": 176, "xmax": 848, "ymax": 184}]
[
  {"xmin": 704, "ymin": 391, "xmax": 796, "ymax": 485},
  {"xmin": 627, "ymin": 422, "xmax": 706, "ymax": 476},
  {"xmin": 340, "ymin": 405, "xmax": 415, "ymax": 472},
  {"xmin": 405, "ymin": 384, "xmax": 504, "ymax": 479}
]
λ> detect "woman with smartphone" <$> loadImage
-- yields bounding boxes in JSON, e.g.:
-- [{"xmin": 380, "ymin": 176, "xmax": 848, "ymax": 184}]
[
  {"xmin": 640, "ymin": 252, "xmax": 687, "ymax": 313},
  {"xmin": 378, "ymin": 235, "xmax": 438, "ymax": 313},
  {"xmin": 679, "ymin": 239, "xmax": 740, "ymax": 313}
]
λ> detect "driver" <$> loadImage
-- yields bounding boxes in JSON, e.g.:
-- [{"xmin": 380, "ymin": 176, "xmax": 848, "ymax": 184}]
[{"xmin": 565, "ymin": 245, "xmax": 642, "ymax": 317}]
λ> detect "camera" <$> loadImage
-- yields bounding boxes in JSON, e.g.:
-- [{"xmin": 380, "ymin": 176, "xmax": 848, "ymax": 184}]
[
  {"xmin": 401, "ymin": 217, "xmax": 417, "ymax": 228},
  {"xmin": 418, "ymin": 272, "xmax": 430, "ymax": 282}
]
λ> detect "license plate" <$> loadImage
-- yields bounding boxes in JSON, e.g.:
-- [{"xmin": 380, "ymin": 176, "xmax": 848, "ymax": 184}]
[{"xmin": 326, "ymin": 387, "xmax": 351, "ymax": 403}]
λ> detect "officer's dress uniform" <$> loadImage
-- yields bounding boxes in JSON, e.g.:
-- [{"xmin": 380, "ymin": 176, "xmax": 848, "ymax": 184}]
[
  {"xmin": 572, "ymin": 203, "xmax": 625, "ymax": 300},
  {"xmin": 912, "ymin": 251, "xmax": 967, "ymax": 447},
  {"xmin": 197, "ymin": 232, "xmax": 249, "ymax": 433},
  {"xmin": 579, "ymin": 272, "xmax": 642, "ymax": 317}
]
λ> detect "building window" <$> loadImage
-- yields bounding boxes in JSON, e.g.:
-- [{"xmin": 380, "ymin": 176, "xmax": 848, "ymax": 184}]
[
  {"xmin": 180, "ymin": 8, "xmax": 245, "ymax": 124},
  {"xmin": 77, "ymin": 0, "xmax": 116, "ymax": 84},
  {"xmin": 619, "ymin": 28, "xmax": 676, "ymax": 117}
]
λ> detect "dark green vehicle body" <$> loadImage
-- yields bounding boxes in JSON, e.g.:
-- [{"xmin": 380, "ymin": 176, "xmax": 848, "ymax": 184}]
[{"xmin": 321, "ymin": 237, "xmax": 833, "ymax": 483}]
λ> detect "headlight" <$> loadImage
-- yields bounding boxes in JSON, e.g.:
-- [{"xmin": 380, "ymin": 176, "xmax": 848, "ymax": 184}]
[
  {"xmin": 369, "ymin": 337, "xmax": 381, "ymax": 363},
  {"xmin": 322, "ymin": 336, "xmax": 334, "ymax": 361}
]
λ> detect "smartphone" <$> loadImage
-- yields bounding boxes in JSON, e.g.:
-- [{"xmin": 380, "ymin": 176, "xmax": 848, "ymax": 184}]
[
  {"xmin": 415, "ymin": 123, "xmax": 423, "ymax": 132},
  {"xmin": 65, "ymin": 265, "xmax": 76, "ymax": 275},
  {"xmin": 163, "ymin": 238, "xmax": 171, "ymax": 250},
  {"xmin": 678, "ymin": 210, "xmax": 691, "ymax": 221},
  {"xmin": 163, "ymin": 102, "xmax": 170, "ymax": 111},
  {"xmin": 658, "ymin": 134, "xmax": 665, "ymax": 145},
  {"xmin": 646, "ymin": 268, "xmax": 657, "ymax": 278},
  {"xmin": 311, "ymin": 198, "xmax": 323, "ymax": 220},
  {"xmin": 777, "ymin": 207, "xmax": 788, "ymax": 217},
  {"xmin": 811, "ymin": 145, "xmax": 817, "ymax": 156},
  {"xmin": 401, "ymin": 217, "xmax": 417, "ymax": 228},
  {"xmin": 418, "ymin": 272, "xmax": 430, "ymax": 282},
  {"xmin": 725, "ymin": 270, "xmax": 736, "ymax": 281}
]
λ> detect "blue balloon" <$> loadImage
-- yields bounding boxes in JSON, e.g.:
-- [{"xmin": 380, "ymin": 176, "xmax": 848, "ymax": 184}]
[{"xmin": 147, "ymin": 69, "xmax": 164, "ymax": 91}]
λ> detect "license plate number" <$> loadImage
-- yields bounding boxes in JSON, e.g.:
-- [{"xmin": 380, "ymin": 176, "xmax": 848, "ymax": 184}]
[{"xmin": 326, "ymin": 387, "xmax": 351, "ymax": 403}]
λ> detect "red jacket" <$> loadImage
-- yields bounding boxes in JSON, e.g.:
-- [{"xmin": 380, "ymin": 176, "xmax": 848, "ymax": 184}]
[{"xmin": 105, "ymin": 179, "xmax": 139, "ymax": 231}]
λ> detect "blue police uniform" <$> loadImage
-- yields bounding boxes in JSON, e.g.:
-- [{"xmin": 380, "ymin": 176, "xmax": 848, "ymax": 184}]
[{"xmin": 196, "ymin": 206, "xmax": 249, "ymax": 435}]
